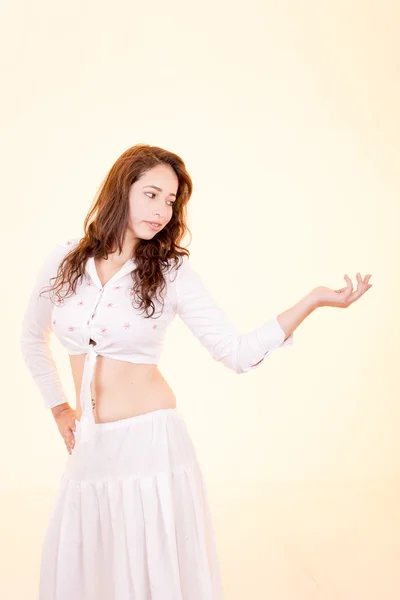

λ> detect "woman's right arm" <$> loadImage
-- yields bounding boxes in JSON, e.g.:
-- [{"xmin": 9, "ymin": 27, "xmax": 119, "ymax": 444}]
[{"xmin": 20, "ymin": 241, "xmax": 72, "ymax": 411}]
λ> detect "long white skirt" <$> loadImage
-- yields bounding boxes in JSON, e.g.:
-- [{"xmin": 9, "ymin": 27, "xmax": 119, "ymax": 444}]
[{"xmin": 39, "ymin": 407, "xmax": 225, "ymax": 600}]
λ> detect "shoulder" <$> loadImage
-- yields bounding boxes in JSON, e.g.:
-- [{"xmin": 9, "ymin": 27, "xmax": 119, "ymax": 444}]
[{"xmin": 40, "ymin": 237, "xmax": 80, "ymax": 269}]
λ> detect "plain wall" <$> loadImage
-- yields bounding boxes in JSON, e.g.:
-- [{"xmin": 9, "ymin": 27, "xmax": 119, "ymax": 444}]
[{"xmin": 1, "ymin": 0, "xmax": 399, "ymax": 597}]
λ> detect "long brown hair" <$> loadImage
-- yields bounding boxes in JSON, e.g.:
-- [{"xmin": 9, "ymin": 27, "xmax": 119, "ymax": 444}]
[{"xmin": 40, "ymin": 144, "xmax": 193, "ymax": 318}]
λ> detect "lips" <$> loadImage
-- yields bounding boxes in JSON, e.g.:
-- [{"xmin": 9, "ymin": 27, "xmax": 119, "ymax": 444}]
[{"xmin": 146, "ymin": 221, "xmax": 162, "ymax": 230}]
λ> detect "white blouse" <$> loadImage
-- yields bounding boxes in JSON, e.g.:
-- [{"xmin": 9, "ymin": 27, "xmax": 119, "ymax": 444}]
[{"xmin": 20, "ymin": 238, "xmax": 294, "ymax": 442}]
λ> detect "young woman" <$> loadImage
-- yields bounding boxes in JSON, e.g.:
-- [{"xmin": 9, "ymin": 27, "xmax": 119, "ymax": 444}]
[{"xmin": 20, "ymin": 144, "xmax": 373, "ymax": 599}]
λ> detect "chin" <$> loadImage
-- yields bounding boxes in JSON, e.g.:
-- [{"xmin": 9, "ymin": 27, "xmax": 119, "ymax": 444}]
[{"xmin": 138, "ymin": 228, "xmax": 159, "ymax": 238}]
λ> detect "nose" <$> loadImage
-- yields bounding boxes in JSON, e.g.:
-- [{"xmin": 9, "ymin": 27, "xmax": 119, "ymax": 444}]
[{"xmin": 153, "ymin": 207, "xmax": 166, "ymax": 219}]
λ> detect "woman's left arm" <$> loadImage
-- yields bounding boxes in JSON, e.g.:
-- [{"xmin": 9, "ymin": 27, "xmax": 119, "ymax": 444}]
[{"xmin": 277, "ymin": 273, "xmax": 373, "ymax": 339}]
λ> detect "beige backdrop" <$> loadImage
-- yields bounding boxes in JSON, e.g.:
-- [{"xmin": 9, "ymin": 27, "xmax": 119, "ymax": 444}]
[{"xmin": 2, "ymin": 0, "xmax": 399, "ymax": 598}]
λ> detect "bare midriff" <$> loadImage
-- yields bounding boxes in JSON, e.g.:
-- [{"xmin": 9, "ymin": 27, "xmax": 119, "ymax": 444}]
[{"xmin": 70, "ymin": 352, "xmax": 177, "ymax": 424}]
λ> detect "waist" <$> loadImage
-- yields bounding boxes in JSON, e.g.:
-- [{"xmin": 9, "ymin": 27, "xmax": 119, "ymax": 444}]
[{"xmin": 70, "ymin": 354, "xmax": 176, "ymax": 423}]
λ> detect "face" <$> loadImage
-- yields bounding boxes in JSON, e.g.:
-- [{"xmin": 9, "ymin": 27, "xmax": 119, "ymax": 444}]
[{"xmin": 127, "ymin": 164, "xmax": 178, "ymax": 241}]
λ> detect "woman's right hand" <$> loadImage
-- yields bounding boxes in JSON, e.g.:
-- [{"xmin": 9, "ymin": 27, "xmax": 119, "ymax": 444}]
[{"xmin": 51, "ymin": 403, "xmax": 77, "ymax": 454}]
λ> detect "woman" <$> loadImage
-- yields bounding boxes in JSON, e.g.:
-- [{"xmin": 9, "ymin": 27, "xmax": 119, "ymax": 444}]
[{"xmin": 20, "ymin": 144, "xmax": 373, "ymax": 599}]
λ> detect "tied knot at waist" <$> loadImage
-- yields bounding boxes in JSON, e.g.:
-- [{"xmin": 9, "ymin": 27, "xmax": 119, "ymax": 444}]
[{"xmin": 78, "ymin": 345, "xmax": 99, "ymax": 444}]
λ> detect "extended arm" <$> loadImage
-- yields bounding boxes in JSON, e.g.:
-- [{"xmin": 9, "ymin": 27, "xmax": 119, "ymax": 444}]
[{"xmin": 173, "ymin": 257, "xmax": 300, "ymax": 374}]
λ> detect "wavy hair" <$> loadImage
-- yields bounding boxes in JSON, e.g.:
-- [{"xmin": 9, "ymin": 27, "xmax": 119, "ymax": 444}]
[{"xmin": 40, "ymin": 144, "xmax": 193, "ymax": 318}]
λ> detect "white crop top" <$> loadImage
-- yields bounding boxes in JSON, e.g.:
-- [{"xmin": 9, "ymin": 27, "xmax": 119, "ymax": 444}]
[{"xmin": 20, "ymin": 238, "xmax": 294, "ymax": 442}]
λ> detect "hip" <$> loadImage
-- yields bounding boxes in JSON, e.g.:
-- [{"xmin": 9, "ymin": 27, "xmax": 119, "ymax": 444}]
[{"xmin": 64, "ymin": 407, "xmax": 199, "ymax": 484}]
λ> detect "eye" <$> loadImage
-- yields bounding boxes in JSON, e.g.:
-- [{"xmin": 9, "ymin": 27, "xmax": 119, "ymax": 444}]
[{"xmin": 145, "ymin": 192, "xmax": 175, "ymax": 207}]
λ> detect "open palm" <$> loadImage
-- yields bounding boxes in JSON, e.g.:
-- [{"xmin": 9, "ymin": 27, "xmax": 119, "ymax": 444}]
[{"xmin": 315, "ymin": 273, "xmax": 373, "ymax": 308}]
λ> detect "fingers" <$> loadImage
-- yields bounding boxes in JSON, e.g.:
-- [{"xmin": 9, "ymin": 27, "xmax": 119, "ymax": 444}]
[
  {"xmin": 64, "ymin": 425, "xmax": 76, "ymax": 454},
  {"xmin": 344, "ymin": 274, "xmax": 353, "ymax": 291},
  {"xmin": 345, "ymin": 274, "xmax": 353, "ymax": 284},
  {"xmin": 356, "ymin": 272, "xmax": 373, "ymax": 294},
  {"xmin": 66, "ymin": 416, "xmax": 77, "ymax": 454},
  {"xmin": 343, "ymin": 275, "xmax": 354, "ymax": 300},
  {"xmin": 345, "ymin": 273, "xmax": 373, "ymax": 305}
]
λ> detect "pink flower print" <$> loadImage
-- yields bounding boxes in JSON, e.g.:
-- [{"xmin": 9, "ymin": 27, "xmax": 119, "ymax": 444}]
[
  {"xmin": 106, "ymin": 302, "xmax": 114, "ymax": 308},
  {"xmin": 66, "ymin": 240, "xmax": 72, "ymax": 246},
  {"xmin": 86, "ymin": 281, "xmax": 93, "ymax": 287},
  {"xmin": 55, "ymin": 297, "xmax": 64, "ymax": 305},
  {"xmin": 152, "ymin": 324, "xmax": 158, "ymax": 329},
  {"xmin": 87, "ymin": 320, "xmax": 90, "ymax": 325},
  {"xmin": 68, "ymin": 325, "xmax": 75, "ymax": 332},
  {"xmin": 129, "ymin": 288, "xmax": 135, "ymax": 297},
  {"xmin": 123, "ymin": 322, "xmax": 131, "ymax": 329},
  {"xmin": 77, "ymin": 300, "xmax": 84, "ymax": 307},
  {"xmin": 52, "ymin": 319, "xmax": 56, "ymax": 325},
  {"xmin": 114, "ymin": 285, "xmax": 121, "ymax": 290},
  {"xmin": 100, "ymin": 327, "xmax": 107, "ymax": 334}
]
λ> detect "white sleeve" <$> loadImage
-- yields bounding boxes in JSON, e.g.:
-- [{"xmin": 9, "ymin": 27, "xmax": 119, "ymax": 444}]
[
  {"xmin": 173, "ymin": 257, "xmax": 294, "ymax": 374},
  {"xmin": 20, "ymin": 241, "xmax": 73, "ymax": 409}
]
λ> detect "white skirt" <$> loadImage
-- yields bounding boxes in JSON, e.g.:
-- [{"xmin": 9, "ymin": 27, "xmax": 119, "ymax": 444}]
[{"xmin": 39, "ymin": 408, "xmax": 225, "ymax": 600}]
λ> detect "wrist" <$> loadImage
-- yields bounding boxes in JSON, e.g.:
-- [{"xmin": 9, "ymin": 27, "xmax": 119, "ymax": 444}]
[
  {"xmin": 308, "ymin": 288, "xmax": 323, "ymax": 310},
  {"xmin": 51, "ymin": 402, "xmax": 71, "ymax": 418}
]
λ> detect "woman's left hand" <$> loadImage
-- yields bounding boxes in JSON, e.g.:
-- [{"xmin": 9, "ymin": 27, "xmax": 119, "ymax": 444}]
[{"xmin": 313, "ymin": 273, "xmax": 373, "ymax": 308}]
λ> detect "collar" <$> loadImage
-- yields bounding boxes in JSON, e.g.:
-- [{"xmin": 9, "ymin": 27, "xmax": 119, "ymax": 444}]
[{"xmin": 85, "ymin": 255, "xmax": 136, "ymax": 289}]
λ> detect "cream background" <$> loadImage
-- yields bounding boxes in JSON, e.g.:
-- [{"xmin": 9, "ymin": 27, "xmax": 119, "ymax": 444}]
[{"xmin": 2, "ymin": 0, "xmax": 399, "ymax": 597}]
